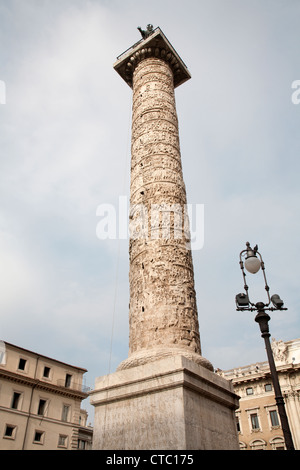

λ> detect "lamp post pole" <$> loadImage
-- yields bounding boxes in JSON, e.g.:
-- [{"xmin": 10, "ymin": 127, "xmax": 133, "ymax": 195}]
[
  {"xmin": 236, "ymin": 242, "xmax": 295, "ymax": 451},
  {"xmin": 255, "ymin": 302, "xmax": 294, "ymax": 451}
]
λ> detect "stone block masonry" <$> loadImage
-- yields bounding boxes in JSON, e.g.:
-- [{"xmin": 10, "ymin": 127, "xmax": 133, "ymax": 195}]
[{"xmin": 90, "ymin": 356, "xmax": 240, "ymax": 450}]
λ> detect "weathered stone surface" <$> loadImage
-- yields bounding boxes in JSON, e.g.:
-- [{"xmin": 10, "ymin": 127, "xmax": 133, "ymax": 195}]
[{"xmin": 90, "ymin": 356, "xmax": 240, "ymax": 450}]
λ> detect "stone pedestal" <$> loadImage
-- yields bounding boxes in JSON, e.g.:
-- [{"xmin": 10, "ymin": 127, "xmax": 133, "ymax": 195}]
[{"xmin": 90, "ymin": 356, "xmax": 240, "ymax": 450}]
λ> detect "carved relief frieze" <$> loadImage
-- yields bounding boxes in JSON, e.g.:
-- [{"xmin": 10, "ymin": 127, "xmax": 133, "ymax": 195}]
[
  {"xmin": 119, "ymin": 54, "xmax": 212, "ymax": 371},
  {"xmin": 132, "ymin": 109, "xmax": 178, "ymax": 131}
]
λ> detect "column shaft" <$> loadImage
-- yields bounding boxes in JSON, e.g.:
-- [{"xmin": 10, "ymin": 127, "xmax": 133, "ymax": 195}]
[{"xmin": 118, "ymin": 56, "xmax": 212, "ymax": 371}]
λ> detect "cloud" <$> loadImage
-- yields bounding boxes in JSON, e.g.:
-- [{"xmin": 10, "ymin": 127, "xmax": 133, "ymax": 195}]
[{"xmin": 0, "ymin": 0, "xmax": 131, "ymax": 362}]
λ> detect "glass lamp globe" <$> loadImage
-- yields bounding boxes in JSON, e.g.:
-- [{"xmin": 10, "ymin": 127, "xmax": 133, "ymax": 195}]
[{"xmin": 244, "ymin": 256, "xmax": 261, "ymax": 274}]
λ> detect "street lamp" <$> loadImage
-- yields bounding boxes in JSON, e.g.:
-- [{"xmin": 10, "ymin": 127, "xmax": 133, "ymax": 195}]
[{"xmin": 236, "ymin": 242, "xmax": 295, "ymax": 451}]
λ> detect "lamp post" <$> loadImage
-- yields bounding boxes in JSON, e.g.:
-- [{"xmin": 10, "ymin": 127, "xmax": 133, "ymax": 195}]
[{"xmin": 236, "ymin": 242, "xmax": 295, "ymax": 451}]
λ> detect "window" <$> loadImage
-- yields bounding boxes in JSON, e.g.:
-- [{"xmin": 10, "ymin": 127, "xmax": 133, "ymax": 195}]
[
  {"xmin": 65, "ymin": 374, "xmax": 72, "ymax": 388},
  {"xmin": 33, "ymin": 430, "xmax": 44, "ymax": 444},
  {"xmin": 265, "ymin": 383, "xmax": 272, "ymax": 392},
  {"xmin": 4, "ymin": 425, "xmax": 16, "ymax": 439},
  {"xmin": 58, "ymin": 434, "xmax": 68, "ymax": 448},
  {"xmin": 250, "ymin": 413, "xmax": 260, "ymax": 430},
  {"xmin": 270, "ymin": 437, "xmax": 285, "ymax": 450},
  {"xmin": 37, "ymin": 399, "xmax": 47, "ymax": 416},
  {"xmin": 43, "ymin": 366, "xmax": 51, "ymax": 378},
  {"xmin": 11, "ymin": 392, "xmax": 21, "ymax": 410},
  {"xmin": 18, "ymin": 358, "xmax": 27, "ymax": 371},
  {"xmin": 62, "ymin": 404, "xmax": 70, "ymax": 422},
  {"xmin": 0, "ymin": 347, "xmax": 6, "ymax": 365},
  {"xmin": 250, "ymin": 439, "xmax": 266, "ymax": 450},
  {"xmin": 78, "ymin": 439, "xmax": 86, "ymax": 450},
  {"xmin": 246, "ymin": 387, "xmax": 253, "ymax": 395},
  {"xmin": 270, "ymin": 410, "xmax": 280, "ymax": 427}
]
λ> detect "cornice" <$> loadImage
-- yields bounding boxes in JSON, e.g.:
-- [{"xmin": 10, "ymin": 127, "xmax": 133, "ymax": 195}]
[
  {"xmin": 0, "ymin": 368, "xmax": 88, "ymax": 399},
  {"xmin": 114, "ymin": 27, "xmax": 191, "ymax": 89},
  {"xmin": 228, "ymin": 363, "xmax": 300, "ymax": 385}
]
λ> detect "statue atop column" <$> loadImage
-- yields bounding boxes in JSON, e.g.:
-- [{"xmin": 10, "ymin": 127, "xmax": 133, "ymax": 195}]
[{"xmin": 137, "ymin": 24, "xmax": 154, "ymax": 39}]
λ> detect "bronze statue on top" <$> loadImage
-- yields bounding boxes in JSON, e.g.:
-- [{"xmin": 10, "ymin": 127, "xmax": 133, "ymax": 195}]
[{"xmin": 137, "ymin": 24, "xmax": 154, "ymax": 39}]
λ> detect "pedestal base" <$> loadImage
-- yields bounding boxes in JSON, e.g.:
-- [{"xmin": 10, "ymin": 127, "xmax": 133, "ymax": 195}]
[
  {"xmin": 90, "ymin": 355, "xmax": 240, "ymax": 450},
  {"xmin": 117, "ymin": 347, "xmax": 214, "ymax": 371}
]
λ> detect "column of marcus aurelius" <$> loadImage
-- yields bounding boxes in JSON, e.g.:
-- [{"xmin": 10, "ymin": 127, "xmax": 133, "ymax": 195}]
[
  {"xmin": 116, "ymin": 27, "xmax": 213, "ymax": 371},
  {"xmin": 90, "ymin": 27, "xmax": 240, "ymax": 450}
]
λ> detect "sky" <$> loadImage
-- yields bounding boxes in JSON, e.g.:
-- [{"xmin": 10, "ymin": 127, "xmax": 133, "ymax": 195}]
[{"xmin": 1, "ymin": 0, "xmax": 300, "ymax": 423}]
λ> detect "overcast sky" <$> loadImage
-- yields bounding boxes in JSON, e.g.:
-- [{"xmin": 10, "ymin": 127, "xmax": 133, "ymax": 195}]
[{"xmin": 1, "ymin": 0, "xmax": 300, "ymax": 423}]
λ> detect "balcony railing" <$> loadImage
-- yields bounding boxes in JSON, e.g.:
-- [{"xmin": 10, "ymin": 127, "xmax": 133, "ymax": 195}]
[
  {"xmin": 56, "ymin": 379, "xmax": 91, "ymax": 393},
  {"xmin": 217, "ymin": 361, "xmax": 270, "ymax": 379}
]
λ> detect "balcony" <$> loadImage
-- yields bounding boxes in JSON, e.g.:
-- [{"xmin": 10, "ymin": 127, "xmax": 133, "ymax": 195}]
[{"xmin": 56, "ymin": 379, "xmax": 91, "ymax": 393}]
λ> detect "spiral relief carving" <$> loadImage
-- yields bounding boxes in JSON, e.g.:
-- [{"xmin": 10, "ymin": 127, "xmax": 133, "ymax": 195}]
[{"xmin": 117, "ymin": 54, "xmax": 213, "ymax": 371}]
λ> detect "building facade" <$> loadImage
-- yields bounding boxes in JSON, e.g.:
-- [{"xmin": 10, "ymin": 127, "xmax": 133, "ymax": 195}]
[
  {"xmin": 218, "ymin": 338, "xmax": 300, "ymax": 450},
  {"xmin": 0, "ymin": 341, "xmax": 92, "ymax": 450}
]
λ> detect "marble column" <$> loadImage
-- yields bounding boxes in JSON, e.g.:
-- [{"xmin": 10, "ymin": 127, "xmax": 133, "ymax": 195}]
[
  {"xmin": 90, "ymin": 28, "xmax": 239, "ymax": 450},
  {"xmin": 115, "ymin": 31, "xmax": 212, "ymax": 371}
]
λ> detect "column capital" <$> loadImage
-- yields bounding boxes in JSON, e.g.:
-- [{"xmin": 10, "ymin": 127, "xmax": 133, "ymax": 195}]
[{"xmin": 113, "ymin": 27, "xmax": 191, "ymax": 88}]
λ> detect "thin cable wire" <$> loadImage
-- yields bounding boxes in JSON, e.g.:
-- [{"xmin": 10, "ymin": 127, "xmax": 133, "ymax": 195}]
[
  {"xmin": 102, "ymin": 94, "xmax": 131, "ymax": 448},
  {"xmin": 107, "ymin": 94, "xmax": 131, "ymax": 375}
]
